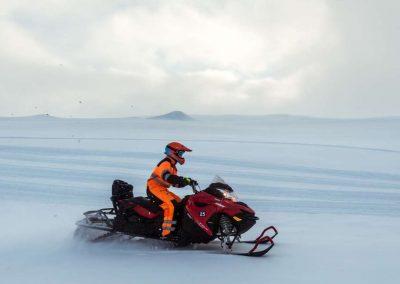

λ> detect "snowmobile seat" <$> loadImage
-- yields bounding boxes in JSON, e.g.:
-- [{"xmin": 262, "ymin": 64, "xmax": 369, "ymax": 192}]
[
  {"xmin": 130, "ymin": 197, "xmax": 162, "ymax": 214},
  {"xmin": 117, "ymin": 197, "xmax": 162, "ymax": 219}
]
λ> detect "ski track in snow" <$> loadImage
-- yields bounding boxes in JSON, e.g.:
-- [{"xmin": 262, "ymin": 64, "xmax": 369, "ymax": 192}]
[
  {"xmin": 1, "ymin": 144, "xmax": 399, "ymax": 216},
  {"xmin": 0, "ymin": 117, "xmax": 399, "ymax": 284},
  {"xmin": 1, "ymin": 135, "xmax": 400, "ymax": 154}
]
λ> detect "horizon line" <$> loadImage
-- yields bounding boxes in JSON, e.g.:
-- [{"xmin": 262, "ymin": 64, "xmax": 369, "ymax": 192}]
[{"xmin": 1, "ymin": 112, "xmax": 399, "ymax": 121}]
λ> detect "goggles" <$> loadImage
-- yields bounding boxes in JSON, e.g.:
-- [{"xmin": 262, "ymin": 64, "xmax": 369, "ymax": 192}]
[{"xmin": 177, "ymin": 150, "xmax": 185, "ymax": 157}]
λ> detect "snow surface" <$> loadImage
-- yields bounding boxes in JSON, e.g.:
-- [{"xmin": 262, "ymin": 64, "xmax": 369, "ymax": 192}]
[{"xmin": 0, "ymin": 115, "xmax": 399, "ymax": 284}]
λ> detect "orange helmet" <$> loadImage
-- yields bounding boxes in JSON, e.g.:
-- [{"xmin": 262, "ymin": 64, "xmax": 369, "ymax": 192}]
[{"xmin": 165, "ymin": 142, "xmax": 192, "ymax": 165}]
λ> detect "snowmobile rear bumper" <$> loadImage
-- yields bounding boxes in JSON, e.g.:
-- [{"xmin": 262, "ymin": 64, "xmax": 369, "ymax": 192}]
[{"xmin": 75, "ymin": 208, "xmax": 116, "ymax": 231}]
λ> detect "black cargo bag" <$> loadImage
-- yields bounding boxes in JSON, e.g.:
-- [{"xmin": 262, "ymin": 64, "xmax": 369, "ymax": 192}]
[{"xmin": 112, "ymin": 179, "xmax": 134, "ymax": 200}]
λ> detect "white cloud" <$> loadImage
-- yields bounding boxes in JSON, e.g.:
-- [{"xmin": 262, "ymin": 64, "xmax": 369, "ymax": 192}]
[
  {"xmin": 0, "ymin": 20, "xmax": 65, "ymax": 65},
  {"xmin": 0, "ymin": 0, "xmax": 398, "ymax": 117},
  {"xmin": 77, "ymin": 0, "xmax": 333, "ymax": 113},
  {"xmin": 83, "ymin": 1, "xmax": 332, "ymax": 74}
]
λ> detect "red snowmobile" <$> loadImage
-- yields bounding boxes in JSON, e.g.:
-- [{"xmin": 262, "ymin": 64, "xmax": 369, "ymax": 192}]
[{"xmin": 75, "ymin": 178, "xmax": 278, "ymax": 257}]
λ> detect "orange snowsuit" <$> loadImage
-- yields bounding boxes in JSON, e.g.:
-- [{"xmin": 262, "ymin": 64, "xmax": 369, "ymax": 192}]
[{"xmin": 147, "ymin": 157, "xmax": 182, "ymax": 237}]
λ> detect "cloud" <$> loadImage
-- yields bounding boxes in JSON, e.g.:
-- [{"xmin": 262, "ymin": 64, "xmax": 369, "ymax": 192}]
[
  {"xmin": 0, "ymin": 20, "xmax": 65, "ymax": 65},
  {"xmin": 0, "ymin": 0, "xmax": 398, "ymax": 117}
]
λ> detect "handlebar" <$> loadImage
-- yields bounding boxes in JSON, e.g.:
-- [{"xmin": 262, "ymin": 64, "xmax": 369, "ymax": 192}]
[{"xmin": 190, "ymin": 184, "xmax": 201, "ymax": 194}]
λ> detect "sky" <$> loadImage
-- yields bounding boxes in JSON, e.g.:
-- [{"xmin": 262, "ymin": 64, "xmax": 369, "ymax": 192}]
[{"xmin": 0, "ymin": 0, "xmax": 399, "ymax": 118}]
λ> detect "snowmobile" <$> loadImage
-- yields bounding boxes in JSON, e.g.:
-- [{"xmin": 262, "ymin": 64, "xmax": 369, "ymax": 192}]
[{"xmin": 75, "ymin": 177, "xmax": 278, "ymax": 257}]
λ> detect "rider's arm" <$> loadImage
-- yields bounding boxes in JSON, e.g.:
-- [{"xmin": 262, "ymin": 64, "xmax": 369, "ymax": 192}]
[{"xmin": 163, "ymin": 172, "xmax": 190, "ymax": 188}]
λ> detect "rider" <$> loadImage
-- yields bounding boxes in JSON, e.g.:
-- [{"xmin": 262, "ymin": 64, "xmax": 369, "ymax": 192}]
[{"xmin": 147, "ymin": 142, "xmax": 197, "ymax": 237}]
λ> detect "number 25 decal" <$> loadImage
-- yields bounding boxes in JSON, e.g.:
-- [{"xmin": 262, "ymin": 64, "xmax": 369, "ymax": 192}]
[{"xmin": 199, "ymin": 211, "xmax": 206, "ymax": 217}]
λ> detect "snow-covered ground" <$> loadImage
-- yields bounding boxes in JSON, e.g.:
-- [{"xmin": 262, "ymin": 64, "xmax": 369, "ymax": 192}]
[{"xmin": 1, "ymin": 115, "xmax": 399, "ymax": 284}]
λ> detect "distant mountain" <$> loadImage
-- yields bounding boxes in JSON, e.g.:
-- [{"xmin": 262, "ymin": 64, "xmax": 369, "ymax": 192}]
[
  {"xmin": 27, "ymin": 114, "xmax": 54, "ymax": 119},
  {"xmin": 0, "ymin": 114, "xmax": 57, "ymax": 120},
  {"xmin": 149, "ymin": 111, "xmax": 194, "ymax": 121}
]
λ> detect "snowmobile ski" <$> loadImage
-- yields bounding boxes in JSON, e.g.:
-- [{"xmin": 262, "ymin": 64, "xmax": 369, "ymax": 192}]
[
  {"xmin": 229, "ymin": 226, "xmax": 278, "ymax": 257},
  {"xmin": 239, "ymin": 226, "xmax": 278, "ymax": 244},
  {"xmin": 233, "ymin": 236, "xmax": 274, "ymax": 257}
]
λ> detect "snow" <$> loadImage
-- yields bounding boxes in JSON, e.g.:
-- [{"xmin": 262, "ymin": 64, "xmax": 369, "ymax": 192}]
[{"xmin": 1, "ymin": 115, "xmax": 399, "ymax": 284}]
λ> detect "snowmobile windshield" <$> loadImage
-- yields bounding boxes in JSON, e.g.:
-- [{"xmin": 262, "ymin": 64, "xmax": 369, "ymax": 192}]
[
  {"xmin": 220, "ymin": 188, "xmax": 238, "ymax": 202},
  {"xmin": 207, "ymin": 176, "xmax": 239, "ymax": 202}
]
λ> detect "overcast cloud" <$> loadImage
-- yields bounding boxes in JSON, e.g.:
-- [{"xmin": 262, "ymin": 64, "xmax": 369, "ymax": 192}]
[{"xmin": 0, "ymin": 0, "xmax": 398, "ymax": 117}]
